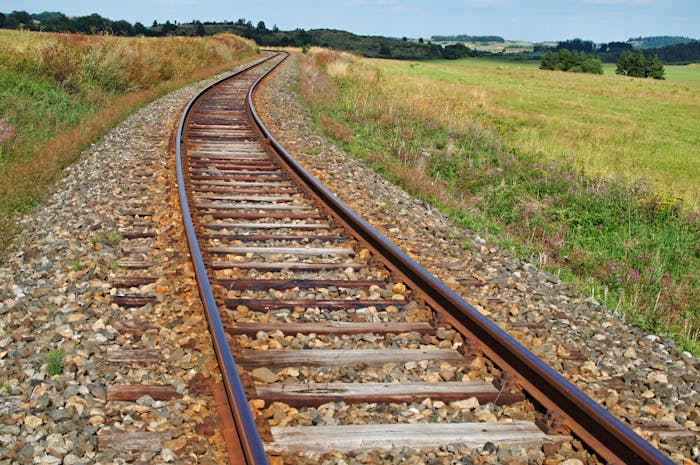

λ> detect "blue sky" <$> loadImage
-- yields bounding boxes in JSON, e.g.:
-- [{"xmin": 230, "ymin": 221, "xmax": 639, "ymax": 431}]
[{"xmin": 3, "ymin": 0, "xmax": 699, "ymax": 43}]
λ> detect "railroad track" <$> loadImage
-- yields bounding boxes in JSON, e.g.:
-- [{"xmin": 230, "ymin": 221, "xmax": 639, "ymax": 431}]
[{"xmin": 175, "ymin": 52, "xmax": 674, "ymax": 464}]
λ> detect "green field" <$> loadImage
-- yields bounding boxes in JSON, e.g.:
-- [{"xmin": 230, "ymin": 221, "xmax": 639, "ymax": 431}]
[
  {"xmin": 431, "ymin": 56, "xmax": 700, "ymax": 82},
  {"xmin": 665, "ymin": 63, "xmax": 700, "ymax": 82},
  {"xmin": 399, "ymin": 57, "xmax": 700, "ymax": 206}
]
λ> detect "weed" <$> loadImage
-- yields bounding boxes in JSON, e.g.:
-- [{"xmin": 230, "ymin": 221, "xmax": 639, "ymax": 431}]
[
  {"xmin": 320, "ymin": 115, "xmax": 353, "ymax": 143},
  {"xmin": 92, "ymin": 230, "xmax": 123, "ymax": 246},
  {"xmin": 304, "ymin": 147, "xmax": 322, "ymax": 155},
  {"xmin": 70, "ymin": 257, "xmax": 83, "ymax": 271},
  {"xmin": 0, "ymin": 377, "xmax": 10, "ymax": 395},
  {"xmin": 46, "ymin": 348, "xmax": 63, "ymax": 376}
]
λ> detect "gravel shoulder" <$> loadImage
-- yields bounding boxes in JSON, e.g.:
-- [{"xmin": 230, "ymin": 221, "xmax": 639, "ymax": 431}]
[{"xmin": 254, "ymin": 54, "xmax": 700, "ymax": 465}]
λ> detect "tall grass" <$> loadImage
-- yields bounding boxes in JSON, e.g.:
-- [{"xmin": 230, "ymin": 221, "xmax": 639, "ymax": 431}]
[
  {"xmin": 0, "ymin": 30, "xmax": 257, "ymax": 251},
  {"xmin": 297, "ymin": 50, "xmax": 700, "ymax": 354}
]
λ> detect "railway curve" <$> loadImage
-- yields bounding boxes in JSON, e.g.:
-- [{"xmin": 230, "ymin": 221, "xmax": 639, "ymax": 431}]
[{"xmin": 175, "ymin": 51, "xmax": 676, "ymax": 465}]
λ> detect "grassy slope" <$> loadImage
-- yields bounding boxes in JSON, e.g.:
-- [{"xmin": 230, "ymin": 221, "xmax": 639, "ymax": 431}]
[
  {"xmin": 0, "ymin": 30, "xmax": 257, "ymax": 252},
  {"xmin": 298, "ymin": 50, "xmax": 699, "ymax": 354}
]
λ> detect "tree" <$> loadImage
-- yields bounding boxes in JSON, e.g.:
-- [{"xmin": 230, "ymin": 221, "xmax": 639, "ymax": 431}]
[
  {"xmin": 555, "ymin": 38, "xmax": 595, "ymax": 53},
  {"xmin": 112, "ymin": 20, "xmax": 134, "ymax": 36},
  {"xmin": 194, "ymin": 21, "xmax": 205, "ymax": 36},
  {"xmin": 74, "ymin": 13, "xmax": 111, "ymax": 34},
  {"xmin": 34, "ymin": 11, "xmax": 75, "ymax": 32},
  {"xmin": 7, "ymin": 10, "xmax": 33, "ymax": 29},
  {"xmin": 539, "ymin": 50, "xmax": 557, "ymax": 70},
  {"xmin": 256, "ymin": 21, "xmax": 266, "ymax": 31},
  {"xmin": 616, "ymin": 50, "xmax": 645, "ymax": 77},
  {"xmin": 134, "ymin": 22, "xmax": 147, "ymax": 36},
  {"xmin": 161, "ymin": 20, "xmax": 178, "ymax": 35},
  {"xmin": 616, "ymin": 50, "xmax": 665, "ymax": 79},
  {"xmin": 646, "ymin": 54, "xmax": 665, "ymax": 79},
  {"xmin": 441, "ymin": 43, "xmax": 474, "ymax": 60},
  {"xmin": 540, "ymin": 49, "xmax": 602, "ymax": 74}
]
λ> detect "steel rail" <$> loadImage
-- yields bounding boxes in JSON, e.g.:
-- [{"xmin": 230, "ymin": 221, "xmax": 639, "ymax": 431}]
[
  {"xmin": 247, "ymin": 54, "xmax": 674, "ymax": 465},
  {"xmin": 176, "ymin": 54, "xmax": 278, "ymax": 465}
]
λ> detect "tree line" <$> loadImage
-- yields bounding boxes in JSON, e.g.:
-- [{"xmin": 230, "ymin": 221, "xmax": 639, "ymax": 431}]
[
  {"xmin": 3, "ymin": 11, "xmax": 697, "ymax": 64},
  {"xmin": 0, "ymin": 10, "xmax": 476, "ymax": 61},
  {"xmin": 553, "ymin": 37, "xmax": 699, "ymax": 64},
  {"xmin": 222, "ymin": 20, "xmax": 476, "ymax": 60},
  {"xmin": 0, "ymin": 11, "xmax": 156, "ymax": 36}
]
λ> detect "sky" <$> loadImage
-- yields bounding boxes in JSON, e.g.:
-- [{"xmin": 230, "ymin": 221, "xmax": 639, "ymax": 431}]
[{"xmin": 3, "ymin": 0, "xmax": 699, "ymax": 43}]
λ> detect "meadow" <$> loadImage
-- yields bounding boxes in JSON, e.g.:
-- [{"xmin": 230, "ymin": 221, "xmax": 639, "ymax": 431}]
[
  {"xmin": 0, "ymin": 30, "xmax": 257, "ymax": 251},
  {"xmin": 407, "ymin": 57, "xmax": 700, "ymax": 206},
  {"xmin": 444, "ymin": 56, "xmax": 700, "ymax": 83},
  {"xmin": 298, "ymin": 49, "xmax": 700, "ymax": 353}
]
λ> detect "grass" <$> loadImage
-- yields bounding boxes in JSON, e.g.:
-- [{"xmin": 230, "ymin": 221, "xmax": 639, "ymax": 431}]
[
  {"xmin": 665, "ymin": 63, "xmax": 700, "ymax": 82},
  {"xmin": 0, "ymin": 30, "xmax": 257, "ymax": 254},
  {"xmin": 46, "ymin": 348, "xmax": 63, "ymax": 376},
  {"xmin": 440, "ymin": 56, "xmax": 700, "ymax": 83},
  {"xmin": 297, "ymin": 48, "xmax": 700, "ymax": 354},
  {"xmin": 92, "ymin": 230, "xmax": 124, "ymax": 246},
  {"xmin": 381, "ymin": 57, "xmax": 700, "ymax": 207}
]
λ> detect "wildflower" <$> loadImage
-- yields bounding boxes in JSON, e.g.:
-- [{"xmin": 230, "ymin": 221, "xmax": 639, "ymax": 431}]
[{"xmin": 0, "ymin": 119, "xmax": 16, "ymax": 146}]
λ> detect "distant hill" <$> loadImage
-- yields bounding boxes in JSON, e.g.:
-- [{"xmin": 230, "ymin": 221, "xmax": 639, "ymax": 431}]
[
  {"xmin": 216, "ymin": 23, "xmax": 454, "ymax": 60},
  {"xmin": 431, "ymin": 34, "xmax": 504, "ymax": 43},
  {"xmin": 629, "ymin": 36, "xmax": 697, "ymax": 49}
]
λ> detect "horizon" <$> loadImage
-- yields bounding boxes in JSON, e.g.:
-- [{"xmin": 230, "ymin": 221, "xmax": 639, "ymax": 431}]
[{"xmin": 2, "ymin": 1, "xmax": 699, "ymax": 44}]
